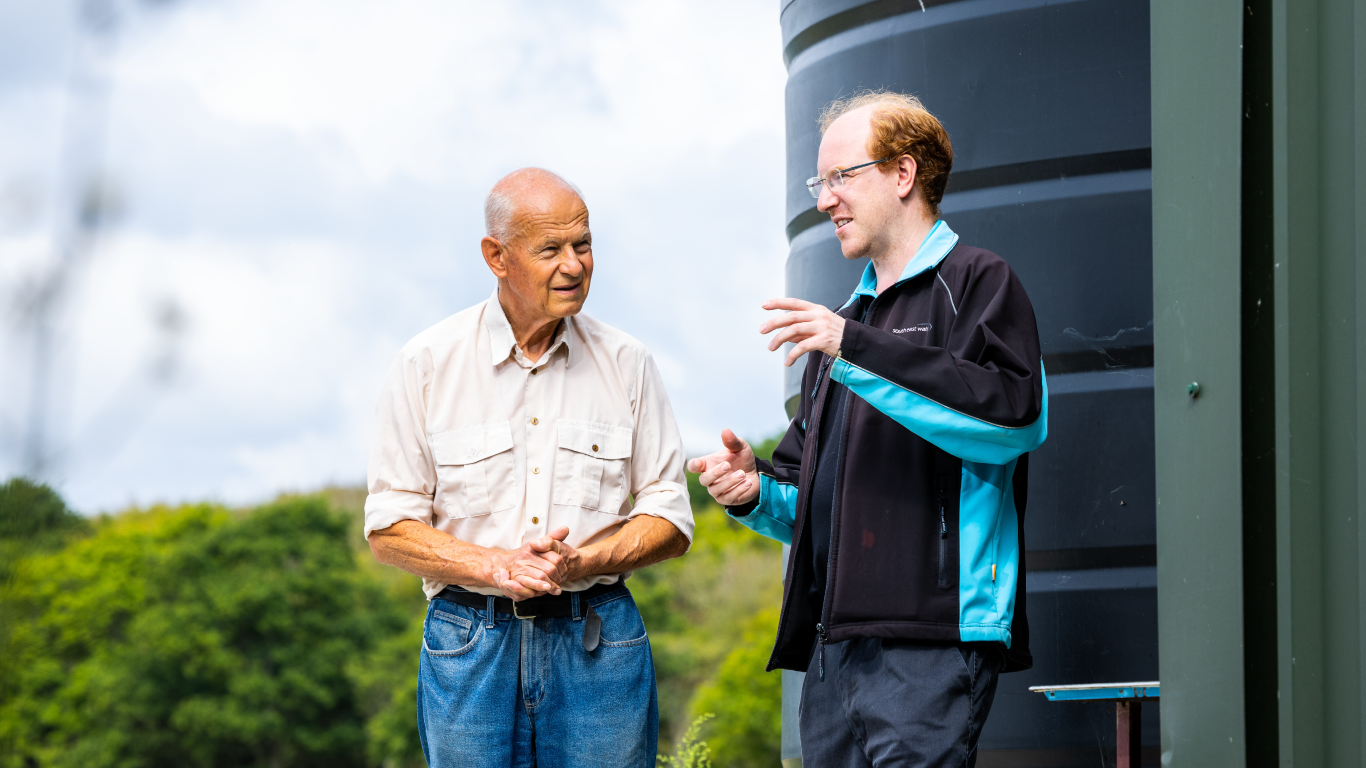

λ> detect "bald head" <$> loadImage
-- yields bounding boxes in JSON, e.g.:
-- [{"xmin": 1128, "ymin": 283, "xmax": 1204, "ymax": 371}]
[
  {"xmin": 484, "ymin": 168, "xmax": 585, "ymax": 244},
  {"xmin": 479, "ymin": 167, "xmax": 594, "ymax": 337}
]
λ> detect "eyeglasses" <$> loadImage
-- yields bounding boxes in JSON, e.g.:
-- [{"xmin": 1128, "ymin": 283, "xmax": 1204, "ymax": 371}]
[{"xmin": 805, "ymin": 158, "xmax": 890, "ymax": 198}]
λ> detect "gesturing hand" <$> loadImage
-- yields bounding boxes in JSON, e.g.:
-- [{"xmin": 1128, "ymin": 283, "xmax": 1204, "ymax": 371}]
[
  {"xmin": 490, "ymin": 526, "xmax": 573, "ymax": 601},
  {"xmin": 687, "ymin": 429, "xmax": 759, "ymax": 507},
  {"xmin": 760, "ymin": 297, "xmax": 846, "ymax": 367}
]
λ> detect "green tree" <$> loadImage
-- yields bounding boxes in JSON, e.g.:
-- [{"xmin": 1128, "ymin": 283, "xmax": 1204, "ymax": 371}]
[
  {"xmin": 0, "ymin": 477, "xmax": 91, "ymax": 766},
  {"xmin": 687, "ymin": 608, "xmax": 783, "ymax": 768},
  {"xmin": 633, "ymin": 504, "xmax": 783, "ymax": 745},
  {"xmin": 0, "ymin": 496, "xmax": 414, "ymax": 768},
  {"xmin": 0, "ymin": 425, "xmax": 792, "ymax": 768},
  {"xmin": 642, "ymin": 431, "xmax": 787, "ymax": 757},
  {"xmin": 316, "ymin": 485, "xmax": 427, "ymax": 768},
  {"xmin": 0, "ymin": 477, "xmax": 87, "ymax": 585}
]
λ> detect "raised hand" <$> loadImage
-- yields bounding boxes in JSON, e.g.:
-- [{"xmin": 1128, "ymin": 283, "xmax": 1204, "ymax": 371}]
[
  {"xmin": 687, "ymin": 429, "xmax": 760, "ymax": 507},
  {"xmin": 490, "ymin": 526, "xmax": 572, "ymax": 601},
  {"xmin": 760, "ymin": 297, "xmax": 846, "ymax": 367}
]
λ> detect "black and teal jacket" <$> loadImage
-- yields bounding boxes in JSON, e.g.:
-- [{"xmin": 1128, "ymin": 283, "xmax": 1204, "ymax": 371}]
[{"xmin": 729, "ymin": 220, "xmax": 1048, "ymax": 673}]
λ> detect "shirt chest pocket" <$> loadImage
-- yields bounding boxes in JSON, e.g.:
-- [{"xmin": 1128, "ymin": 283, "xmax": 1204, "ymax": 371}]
[
  {"xmin": 430, "ymin": 423, "xmax": 519, "ymax": 519},
  {"xmin": 552, "ymin": 420, "xmax": 632, "ymax": 514}
]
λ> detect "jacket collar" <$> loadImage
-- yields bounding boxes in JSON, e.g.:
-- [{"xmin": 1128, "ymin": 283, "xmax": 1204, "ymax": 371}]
[
  {"xmin": 842, "ymin": 219, "xmax": 959, "ymax": 308},
  {"xmin": 484, "ymin": 288, "xmax": 579, "ymax": 368}
]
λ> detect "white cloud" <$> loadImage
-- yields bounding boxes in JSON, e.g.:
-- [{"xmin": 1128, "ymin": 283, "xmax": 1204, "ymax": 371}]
[
  {"xmin": 117, "ymin": 0, "xmax": 783, "ymax": 187},
  {"xmin": 0, "ymin": 0, "xmax": 793, "ymax": 512}
]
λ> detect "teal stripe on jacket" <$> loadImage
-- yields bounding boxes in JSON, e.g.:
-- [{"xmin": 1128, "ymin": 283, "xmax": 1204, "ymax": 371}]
[
  {"xmin": 728, "ymin": 473, "xmax": 798, "ymax": 545},
  {"xmin": 828, "ymin": 359, "xmax": 1049, "ymax": 466},
  {"xmin": 957, "ymin": 458, "xmax": 1021, "ymax": 646}
]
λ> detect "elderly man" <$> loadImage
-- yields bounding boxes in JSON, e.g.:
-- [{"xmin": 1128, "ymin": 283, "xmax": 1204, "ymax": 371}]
[
  {"xmin": 364, "ymin": 168, "xmax": 692, "ymax": 767},
  {"xmin": 690, "ymin": 92, "xmax": 1047, "ymax": 766}
]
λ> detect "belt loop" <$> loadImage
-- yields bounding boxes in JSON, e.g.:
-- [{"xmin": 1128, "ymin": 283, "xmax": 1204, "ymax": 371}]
[
  {"xmin": 572, "ymin": 591, "xmax": 582, "ymax": 622},
  {"xmin": 485, "ymin": 596, "xmax": 496, "ymax": 628}
]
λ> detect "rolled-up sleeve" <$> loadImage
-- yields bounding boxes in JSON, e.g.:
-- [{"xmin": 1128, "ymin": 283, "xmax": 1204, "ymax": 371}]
[
  {"xmin": 363, "ymin": 350, "xmax": 438, "ymax": 538},
  {"xmin": 625, "ymin": 353, "xmax": 695, "ymax": 546}
]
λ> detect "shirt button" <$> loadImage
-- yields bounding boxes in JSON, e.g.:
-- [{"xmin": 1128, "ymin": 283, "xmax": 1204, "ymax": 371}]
[
  {"xmin": 531, "ymin": 417, "xmax": 539, "ymax": 425},
  {"xmin": 533, "ymin": 467, "xmax": 540, "ymax": 474},
  {"xmin": 532, "ymin": 516, "xmax": 539, "ymax": 524},
  {"xmin": 592, "ymin": 444, "xmax": 599, "ymax": 452},
  {"xmin": 531, "ymin": 368, "xmax": 538, "ymax": 375}
]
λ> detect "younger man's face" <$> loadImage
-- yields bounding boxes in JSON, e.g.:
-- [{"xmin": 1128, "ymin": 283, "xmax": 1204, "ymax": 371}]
[{"xmin": 816, "ymin": 106, "xmax": 904, "ymax": 261}]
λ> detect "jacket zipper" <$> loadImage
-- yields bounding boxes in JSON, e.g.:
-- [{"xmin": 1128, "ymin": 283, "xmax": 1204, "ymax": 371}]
[
  {"xmin": 769, "ymin": 264, "xmax": 958, "ymax": 674},
  {"xmin": 816, "ymin": 386, "xmax": 850, "ymax": 683},
  {"xmin": 816, "ymin": 298, "xmax": 872, "ymax": 682},
  {"xmin": 765, "ymin": 335, "xmax": 835, "ymax": 674},
  {"xmin": 937, "ymin": 481, "xmax": 949, "ymax": 587},
  {"xmin": 816, "ymin": 622, "xmax": 827, "ymax": 681},
  {"xmin": 811, "ymin": 355, "xmax": 833, "ymax": 400}
]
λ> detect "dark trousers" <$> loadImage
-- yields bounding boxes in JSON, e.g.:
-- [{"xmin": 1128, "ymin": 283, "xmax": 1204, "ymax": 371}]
[{"xmin": 799, "ymin": 639, "xmax": 1003, "ymax": 767}]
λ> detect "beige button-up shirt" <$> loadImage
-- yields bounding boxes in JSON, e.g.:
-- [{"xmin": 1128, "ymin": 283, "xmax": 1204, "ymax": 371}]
[{"xmin": 364, "ymin": 291, "xmax": 694, "ymax": 598}]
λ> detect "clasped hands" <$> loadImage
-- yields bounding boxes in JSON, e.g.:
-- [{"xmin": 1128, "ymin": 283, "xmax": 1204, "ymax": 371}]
[{"xmin": 488, "ymin": 525, "xmax": 581, "ymax": 601}]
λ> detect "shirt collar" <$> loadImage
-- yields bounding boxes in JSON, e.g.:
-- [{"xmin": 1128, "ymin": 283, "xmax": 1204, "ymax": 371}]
[
  {"xmin": 844, "ymin": 219, "xmax": 960, "ymax": 307},
  {"xmin": 484, "ymin": 288, "xmax": 579, "ymax": 368}
]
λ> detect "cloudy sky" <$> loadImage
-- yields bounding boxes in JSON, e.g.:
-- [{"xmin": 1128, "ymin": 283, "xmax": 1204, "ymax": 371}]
[{"xmin": 0, "ymin": 0, "xmax": 792, "ymax": 512}]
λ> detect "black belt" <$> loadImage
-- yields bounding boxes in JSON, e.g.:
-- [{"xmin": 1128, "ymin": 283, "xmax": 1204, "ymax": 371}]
[
  {"xmin": 436, "ymin": 579, "xmax": 623, "ymax": 617},
  {"xmin": 435, "ymin": 580, "xmax": 621, "ymax": 651}
]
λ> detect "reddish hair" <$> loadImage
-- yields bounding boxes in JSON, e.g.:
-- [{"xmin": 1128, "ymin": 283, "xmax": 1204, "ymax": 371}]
[{"xmin": 819, "ymin": 90, "xmax": 954, "ymax": 216}]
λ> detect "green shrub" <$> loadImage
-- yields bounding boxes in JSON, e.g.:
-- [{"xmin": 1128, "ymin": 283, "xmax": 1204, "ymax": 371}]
[
  {"xmin": 687, "ymin": 608, "xmax": 783, "ymax": 768},
  {"xmin": 0, "ymin": 427, "xmax": 790, "ymax": 767},
  {"xmin": 657, "ymin": 713, "xmax": 714, "ymax": 768},
  {"xmin": 0, "ymin": 496, "xmax": 418, "ymax": 768},
  {"xmin": 0, "ymin": 477, "xmax": 87, "ymax": 585},
  {"xmin": 643, "ymin": 431, "xmax": 787, "ymax": 761}
]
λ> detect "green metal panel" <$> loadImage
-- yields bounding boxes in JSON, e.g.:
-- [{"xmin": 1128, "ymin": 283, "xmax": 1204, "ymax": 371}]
[
  {"xmin": 1273, "ymin": 4, "xmax": 1325, "ymax": 762},
  {"xmin": 1272, "ymin": 0, "xmax": 1366, "ymax": 764},
  {"xmin": 1156, "ymin": 0, "xmax": 1366, "ymax": 762},
  {"xmin": 1358, "ymin": 0, "xmax": 1366, "ymax": 760},
  {"xmin": 1151, "ymin": 2, "xmax": 1249, "ymax": 766}
]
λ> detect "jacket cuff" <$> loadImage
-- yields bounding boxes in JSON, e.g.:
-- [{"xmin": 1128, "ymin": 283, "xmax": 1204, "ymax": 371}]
[
  {"xmin": 838, "ymin": 318, "xmax": 868, "ymax": 365},
  {"xmin": 724, "ymin": 458, "xmax": 774, "ymax": 517},
  {"xmin": 726, "ymin": 498, "xmax": 760, "ymax": 517}
]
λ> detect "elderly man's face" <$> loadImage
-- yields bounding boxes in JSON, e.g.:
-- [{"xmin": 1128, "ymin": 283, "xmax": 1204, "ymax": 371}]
[{"xmin": 487, "ymin": 185, "xmax": 593, "ymax": 322}]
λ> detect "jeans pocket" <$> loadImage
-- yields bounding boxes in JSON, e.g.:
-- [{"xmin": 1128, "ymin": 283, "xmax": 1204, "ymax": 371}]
[
  {"xmin": 592, "ymin": 594, "xmax": 648, "ymax": 648},
  {"xmin": 423, "ymin": 607, "xmax": 482, "ymax": 657}
]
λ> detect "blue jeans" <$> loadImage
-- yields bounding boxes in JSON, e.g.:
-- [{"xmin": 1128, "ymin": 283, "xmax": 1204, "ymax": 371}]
[{"xmin": 417, "ymin": 585, "xmax": 658, "ymax": 768}]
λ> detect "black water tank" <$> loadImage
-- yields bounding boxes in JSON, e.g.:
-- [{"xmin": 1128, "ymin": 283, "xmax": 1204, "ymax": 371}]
[{"xmin": 777, "ymin": 1, "xmax": 1157, "ymax": 765}]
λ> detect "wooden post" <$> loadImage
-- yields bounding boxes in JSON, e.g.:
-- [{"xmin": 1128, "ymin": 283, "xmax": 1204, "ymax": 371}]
[{"xmin": 1117, "ymin": 701, "xmax": 1142, "ymax": 768}]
